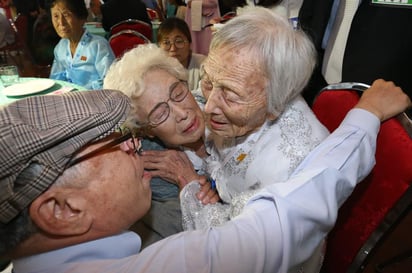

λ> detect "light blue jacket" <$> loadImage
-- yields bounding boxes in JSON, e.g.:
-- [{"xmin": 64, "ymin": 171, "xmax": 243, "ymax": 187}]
[{"xmin": 50, "ymin": 30, "xmax": 114, "ymax": 90}]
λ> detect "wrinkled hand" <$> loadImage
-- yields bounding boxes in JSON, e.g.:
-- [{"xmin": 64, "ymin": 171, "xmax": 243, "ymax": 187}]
[
  {"xmin": 355, "ymin": 79, "xmax": 411, "ymax": 122},
  {"xmin": 142, "ymin": 149, "xmax": 199, "ymax": 188},
  {"xmin": 179, "ymin": 175, "xmax": 221, "ymax": 205}
]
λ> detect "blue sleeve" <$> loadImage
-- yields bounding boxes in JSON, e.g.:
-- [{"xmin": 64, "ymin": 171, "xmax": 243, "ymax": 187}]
[
  {"xmin": 50, "ymin": 39, "xmax": 69, "ymax": 81},
  {"xmin": 90, "ymin": 39, "xmax": 115, "ymax": 90}
]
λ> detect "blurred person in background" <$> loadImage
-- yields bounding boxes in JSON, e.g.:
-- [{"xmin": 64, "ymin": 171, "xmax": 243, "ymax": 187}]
[
  {"xmin": 0, "ymin": 12, "xmax": 14, "ymax": 50},
  {"xmin": 299, "ymin": 0, "xmax": 412, "ymax": 105},
  {"xmin": 48, "ymin": 0, "xmax": 114, "ymax": 89},
  {"xmin": 0, "ymin": 0, "xmax": 16, "ymax": 20},
  {"xmin": 184, "ymin": 0, "xmax": 220, "ymax": 55},
  {"xmin": 157, "ymin": 17, "xmax": 205, "ymax": 92}
]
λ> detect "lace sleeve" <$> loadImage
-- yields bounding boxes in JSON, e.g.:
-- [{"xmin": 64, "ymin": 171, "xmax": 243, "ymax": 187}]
[{"xmin": 180, "ymin": 181, "xmax": 231, "ymax": 230}]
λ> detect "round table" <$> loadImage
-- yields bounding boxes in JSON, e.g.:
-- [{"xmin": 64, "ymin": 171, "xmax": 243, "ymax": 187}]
[
  {"xmin": 0, "ymin": 77, "xmax": 86, "ymax": 106},
  {"xmin": 84, "ymin": 22, "xmax": 107, "ymax": 38}
]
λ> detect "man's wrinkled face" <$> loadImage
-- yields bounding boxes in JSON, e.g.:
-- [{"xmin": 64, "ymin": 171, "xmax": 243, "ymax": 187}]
[
  {"xmin": 72, "ymin": 133, "xmax": 152, "ymax": 231},
  {"xmin": 201, "ymin": 46, "xmax": 269, "ymax": 138}
]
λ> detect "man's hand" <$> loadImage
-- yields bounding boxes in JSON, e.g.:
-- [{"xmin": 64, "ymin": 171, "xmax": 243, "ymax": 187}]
[{"xmin": 355, "ymin": 79, "xmax": 411, "ymax": 121}]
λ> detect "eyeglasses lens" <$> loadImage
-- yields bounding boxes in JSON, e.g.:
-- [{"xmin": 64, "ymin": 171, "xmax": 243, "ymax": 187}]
[
  {"xmin": 161, "ymin": 38, "xmax": 186, "ymax": 50},
  {"xmin": 147, "ymin": 81, "xmax": 189, "ymax": 126}
]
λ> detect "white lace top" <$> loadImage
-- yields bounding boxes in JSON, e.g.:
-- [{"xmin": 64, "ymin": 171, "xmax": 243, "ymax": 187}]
[
  {"xmin": 181, "ymin": 95, "xmax": 329, "ymax": 227},
  {"xmin": 180, "ymin": 96, "xmax": 329, "ymax": 273}
]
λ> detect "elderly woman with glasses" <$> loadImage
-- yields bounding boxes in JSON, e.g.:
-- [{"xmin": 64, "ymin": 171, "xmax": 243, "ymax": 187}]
[
  {"xmin": 104, "ymin": 43, "xmax": 214, "ymax": 247},
  {"xmin": 157, "ymin": 17, "xmax": 206, "ymax": 92},
  {"xmin": 105, "ymin": 44, "xmax": 208, "ymax": 185},
  {"xmin": 104, "ymin": 7, "xmax": 330, "ymax": 272}
]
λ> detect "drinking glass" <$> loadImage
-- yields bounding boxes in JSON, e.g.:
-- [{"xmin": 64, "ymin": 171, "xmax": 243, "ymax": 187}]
[{"xmin": 0, "ymin": 65, "xmax": 19, "ymax": 87}]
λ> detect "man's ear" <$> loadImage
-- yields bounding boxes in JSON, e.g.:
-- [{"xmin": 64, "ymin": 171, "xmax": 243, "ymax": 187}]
[{"xmin": 29, "ymin": 189, "xmax": 93, "ymax": 236}]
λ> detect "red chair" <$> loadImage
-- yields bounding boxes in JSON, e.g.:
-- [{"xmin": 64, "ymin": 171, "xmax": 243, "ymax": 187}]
[
  {"xmin": 220, "ymin": 11, "xmax": 236, "ymax": 22},
  {"xmin": 109, "ymin": 29, "xmax": 151, "ymax": 58},
  {"xmin": 109, "ymin": 19, "xmax": 152, "ymax": 42},
  {"xmin": 311, "ymin": 83, "xmax": 412, "ymax": 273},
  {"xmin": 146, "ymin": 8, "xmax": 159, "ymax": 21}
]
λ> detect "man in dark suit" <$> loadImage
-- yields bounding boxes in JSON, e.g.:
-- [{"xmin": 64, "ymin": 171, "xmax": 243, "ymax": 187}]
[
  {"xmin": 299, "ymin": 0, "xmax": 412, "ymax": 105},
  {"xmin": 100, "ymin": 0, "xmax": 152, "ymax": 32}
]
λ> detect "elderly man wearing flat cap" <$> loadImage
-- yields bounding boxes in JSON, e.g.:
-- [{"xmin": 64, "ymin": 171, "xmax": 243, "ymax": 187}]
[{"xmin": 0, "ymin": 81, "xmax": 410, "ymax": 273}]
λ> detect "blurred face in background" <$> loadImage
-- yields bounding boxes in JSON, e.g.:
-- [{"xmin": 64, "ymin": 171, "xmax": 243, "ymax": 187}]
[
  {"xmin": 51, "ymin": 1, "xmax": 85, "ymax": 41},
  {"xmin": 159, "ymin": 28, "xmax": 191, "ymax": 68}
]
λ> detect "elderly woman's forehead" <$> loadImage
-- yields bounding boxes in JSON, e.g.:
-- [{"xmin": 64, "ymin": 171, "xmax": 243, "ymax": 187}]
[{"xmin": 205, "ymin": 47, "xmax": 262, "ymax": 78}]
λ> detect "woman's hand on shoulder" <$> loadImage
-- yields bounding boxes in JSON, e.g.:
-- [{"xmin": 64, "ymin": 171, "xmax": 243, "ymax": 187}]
[{"xmin": 142, "ymin": 149, "xmax": 199, "ymax": 187}]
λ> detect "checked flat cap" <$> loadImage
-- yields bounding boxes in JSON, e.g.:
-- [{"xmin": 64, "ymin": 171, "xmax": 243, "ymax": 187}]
[{"xmin": 0, "ymin": 90, "xmax": 131, "ymax": 224}]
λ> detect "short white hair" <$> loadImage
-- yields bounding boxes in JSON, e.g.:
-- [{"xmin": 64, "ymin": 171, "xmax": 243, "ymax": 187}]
[{"xmin": 211, "ymin": 6, "xmax": 317, "ymax": 116}]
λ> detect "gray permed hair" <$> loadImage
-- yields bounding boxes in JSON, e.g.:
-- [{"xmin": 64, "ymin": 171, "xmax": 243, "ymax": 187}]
[
  {"xmin": 103, "ymin": 44, "xmax": 189, "ymax": 124},
  {"xmin": 104, "ymin": 44, "xmax": 188, "ymax": 99}
]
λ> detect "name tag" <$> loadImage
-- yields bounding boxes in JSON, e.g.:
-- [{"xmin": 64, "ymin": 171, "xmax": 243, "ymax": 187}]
[{"xmin": 371, "ymin": 0, "xmax": 412, "ymax": 7}]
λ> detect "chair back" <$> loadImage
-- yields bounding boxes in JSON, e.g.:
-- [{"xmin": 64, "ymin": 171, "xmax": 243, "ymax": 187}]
[
  {"xmin": 109, "ymin": 19, "xmax": 152, "ymax": 42},
  {"xmin": 221, "ymin": 11, "xmax": 236, "ymax": 22},
  {"xmin": 109, "ymin": 29, "xmax": 151, "ymax": 58},
  {"xmin": 312, "ymin": 83, "xmax": 412, "ymax": 273},
  {"xmin": 146, "ymin": 8, "xmax": 159, "ymax": 21}
]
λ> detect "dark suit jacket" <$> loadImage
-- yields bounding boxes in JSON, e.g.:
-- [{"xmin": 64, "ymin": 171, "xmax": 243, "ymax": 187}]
[
  {"xmin": 299, "ymin": 0, "xmax": 412, "ymax": 105},
  {"xmin": 101, "ymin": 0, "xmax": 152, "ymax": 32}
]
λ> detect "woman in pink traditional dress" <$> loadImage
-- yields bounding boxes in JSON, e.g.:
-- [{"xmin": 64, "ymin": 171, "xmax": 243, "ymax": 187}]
[{"xmin": 184, "ymin": 0, "xmax": 220, "ymax": 55}]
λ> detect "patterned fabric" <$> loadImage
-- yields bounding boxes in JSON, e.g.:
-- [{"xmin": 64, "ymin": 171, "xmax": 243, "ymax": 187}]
[
  {"xmin": 205, "ymin": 95, "xmax": 329, "ymax": 204},
  {"xmin": 50, "ymin": 30, "xmax": 115, "ymax": 90},
  {"xmin": 181, "ymin": 96, "xmax": 329, "ymax": 228},
  {"xmin": 0, "ymin": 90, "xmax": 130, "ymax": 224},
  {"xmin": 180, "ymin": 95, "xmax": 329, "ymax": 273}
]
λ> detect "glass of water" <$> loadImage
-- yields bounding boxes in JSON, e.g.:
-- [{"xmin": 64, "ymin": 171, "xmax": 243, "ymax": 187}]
[{"xmin": 0, "ymin": 65, "xmax": 19, "ymax": 87}]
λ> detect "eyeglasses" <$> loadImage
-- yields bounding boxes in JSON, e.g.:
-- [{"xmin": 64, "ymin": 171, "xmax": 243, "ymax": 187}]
[
  {"xmin": 159, "ymin": 37, "xmax": 187, "ymax": 50},
  {"xmin": 145, "ymin": 80, "xmax": 189, "ymax": 127},
  {"xmin": 68, "ymin": 131, "xmax": 142, "ymax": 167}
]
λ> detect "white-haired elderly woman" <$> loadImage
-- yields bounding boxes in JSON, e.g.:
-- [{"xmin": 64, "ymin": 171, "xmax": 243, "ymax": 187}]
[
  {"xmin": 196, "ymin": 7, "xmax": 329, "ymax": 272},
  {"xmin": 198, "ymin": 6, "xmax": 329, "ymax": 215},
  {"xmin": 104, "ymin": 7, "xmax": 329, "ymax": 272}
]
